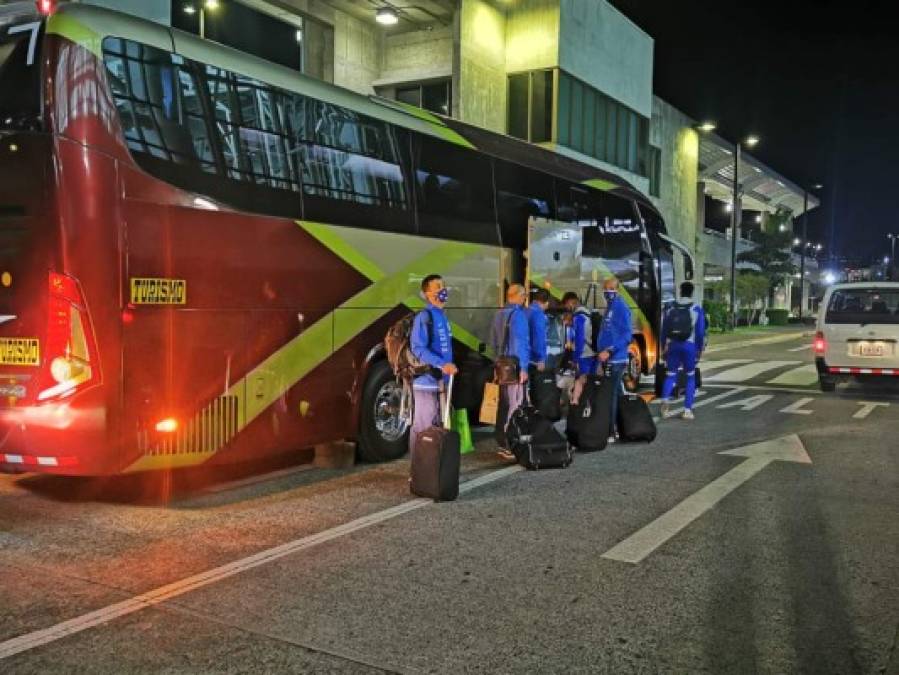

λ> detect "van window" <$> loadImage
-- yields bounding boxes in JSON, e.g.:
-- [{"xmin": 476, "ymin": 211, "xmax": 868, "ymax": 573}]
[{"xmin": 825, "ymin": 288, "xmax": 899, "ymax": 324}]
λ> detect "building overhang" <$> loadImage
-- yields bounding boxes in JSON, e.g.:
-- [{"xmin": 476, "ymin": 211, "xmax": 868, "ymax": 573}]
[{"xmin": 698, "ymin": 132, "xmax": 820, "ymax": 216}]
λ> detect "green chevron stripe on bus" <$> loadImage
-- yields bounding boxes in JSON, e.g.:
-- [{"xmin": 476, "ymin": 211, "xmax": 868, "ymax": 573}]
[
  {"xmin": 46, "ymin": 13, "xmax": 102, "ymax": 56},
  {"xmin": 385, "ymin": 100, "xmax": 476, "ymax": 150},
  {"xmin": 582, "ymin": 178, "xmax": 619, "ymax": 192}
]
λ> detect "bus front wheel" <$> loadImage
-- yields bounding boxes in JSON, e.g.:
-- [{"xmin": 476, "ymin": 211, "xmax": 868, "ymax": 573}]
[{"xmin": 358, "ymin": 360, "xmax": 410, "ymax": 462}]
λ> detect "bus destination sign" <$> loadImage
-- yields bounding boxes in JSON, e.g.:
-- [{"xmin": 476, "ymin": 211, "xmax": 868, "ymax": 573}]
[
  {"xmin": 130, "ymin": 278, "xmax": 187, "ymax": 305},
  {"xmin": 0, "ymin": 338, "xmax": 40, "ymax": 366}
]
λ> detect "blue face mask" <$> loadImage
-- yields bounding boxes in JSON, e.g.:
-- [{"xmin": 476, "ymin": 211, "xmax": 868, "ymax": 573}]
[
  {"xmin": 436, "ymin": 288, "xmax": 449, "ymax": 303},
  {"xmin": 604, "ymin": 290, "xmax": 617, "ymax": 303}
]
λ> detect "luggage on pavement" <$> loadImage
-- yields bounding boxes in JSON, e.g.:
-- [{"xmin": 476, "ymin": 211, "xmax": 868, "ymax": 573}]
[
  {"xmin": 616, "ymin": 393, "xmax": 657, "ymax": 442},
  {"xmin": 530, "ymin": 370, "xmax": 562, "ymax": 421},
  {"xmin": 514, "ymin": 426, "xmax": 573, "ymax": 470},
  {"xmin": 507, "ymin": 396, "xmax": 572, "ymax": 470},
  {"xmin": 566, "ymin": 375, "xmax": 613, "ymax": 452},
  {"xmin": 411, "ymin": 377, "xmax": 461, "ymax": 501}
]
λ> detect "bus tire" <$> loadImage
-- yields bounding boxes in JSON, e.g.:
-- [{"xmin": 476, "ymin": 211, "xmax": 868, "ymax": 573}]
[{"xmin": 357, "ymin": 360, "xmax": 410, "ymax": 462}]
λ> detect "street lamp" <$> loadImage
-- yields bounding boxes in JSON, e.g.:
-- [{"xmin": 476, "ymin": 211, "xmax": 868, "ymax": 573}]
[
  {"xmin": 888, "ymin": 234, "xmax": 898, "ymax": 280},
  {"xmin": 798, "ymin": 183, "xmax": 823, "ymax": 322},
  {"xmin": 184, "ymin": 0, "xmax": 219, "ymax": 39},
  {"xmin": 726, "ymin": 134, "xmax": 760, "ymax": 329}
]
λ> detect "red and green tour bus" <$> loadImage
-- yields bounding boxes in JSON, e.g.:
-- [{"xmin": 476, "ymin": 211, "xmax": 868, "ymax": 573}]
[{"xmin": 0, "ymin": 1, "xmax": 692, "ymax": 475}]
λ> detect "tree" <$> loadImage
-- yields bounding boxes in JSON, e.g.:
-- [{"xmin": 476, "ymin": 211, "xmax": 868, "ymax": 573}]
[
  {"xmin": 736, "ymin": 215, "xmax": 796, "ymax": 304},
  {"xmin": 711, "ymin": 272, "xmax": 769, "ymax": 326}
]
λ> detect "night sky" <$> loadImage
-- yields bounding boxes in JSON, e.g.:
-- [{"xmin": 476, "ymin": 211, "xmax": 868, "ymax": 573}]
[{"xmin": 609, "ymin": 0, "xmax": 899, "ymax": 265}]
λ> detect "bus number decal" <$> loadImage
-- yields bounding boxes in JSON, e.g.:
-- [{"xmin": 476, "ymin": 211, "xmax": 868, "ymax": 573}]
[
  {"xmin": 130, "ymin": 278, "xmax": 187, "ymax": 305},
  {"xmin": 0, "ymin": 338, "xmax": 40, "ymax": 366},
  {"xmin": 7, "ymin": 22, "xmax": 41, "ymax": 66}
]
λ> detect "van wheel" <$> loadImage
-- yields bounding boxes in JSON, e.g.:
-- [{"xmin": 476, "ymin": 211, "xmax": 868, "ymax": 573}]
[
  {"xmin": 358, "ymin": 361, "xmax": 410, "ymax": 462},
  {"xmin": 819, "ymin": 377, "xmax": 836, "ymax": 393},
  {"xmin": 623, "ymin": 346, "xmax": 642, "ymax": 392}
]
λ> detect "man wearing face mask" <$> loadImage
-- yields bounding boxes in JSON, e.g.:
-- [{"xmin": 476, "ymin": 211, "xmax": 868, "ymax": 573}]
[
  {"xmin": 596, "ymin": 277, "xmax": 632, "ymax": 443},
  {"xmin": 409, "ymin": 274, "xmax": 457, "ymax": 452}
]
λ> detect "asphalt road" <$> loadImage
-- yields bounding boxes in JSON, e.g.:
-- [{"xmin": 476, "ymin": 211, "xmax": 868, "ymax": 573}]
[{"xmin": 2, "ymin": 330, "xmax": 898, "ymax": 674}]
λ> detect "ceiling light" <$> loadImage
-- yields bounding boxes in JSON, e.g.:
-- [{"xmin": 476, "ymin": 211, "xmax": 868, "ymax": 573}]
[
  {"xmin": 296, "ymin": 29, "xmax": 303, "ymax": 42},
  {"xmin": 376, "ymin": 7, "xmax": 399, "ymax": 25},
  {"xmin": 204, "ymin": 0, "xmax": 219, "ymax": 10},
  {"xmin": 744, "ymin": 135, "xmax": 760, "ymax": 147},
  {"xmin": 183, "ymin": 4, "xmax": 196, "ymax": 14},
  {"xmin": 698, "ymin": 121, "xmax": 716, "ymax": 132}
]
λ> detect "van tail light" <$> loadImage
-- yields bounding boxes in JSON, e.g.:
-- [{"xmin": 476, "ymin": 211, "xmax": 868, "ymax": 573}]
[
  {"xmin": 36, "ymin": 0, "xmax": 55, "ymax": 15},
  {"xmin": 37, "ymin": 272, "xmax": 100, "ymax": 402},
  {"xmin": 813, "ymin": 331, "xmax": 826, "ymax": 354}
]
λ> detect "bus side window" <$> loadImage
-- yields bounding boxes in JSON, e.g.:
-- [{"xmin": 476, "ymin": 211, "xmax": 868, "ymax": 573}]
[
  {"xmin": 414, "ymin": 134, "xmax": 498, "ymax": 245},
  {"xmin": 494, "ymin": 160, "xmax": 554, "ymax": 250}
]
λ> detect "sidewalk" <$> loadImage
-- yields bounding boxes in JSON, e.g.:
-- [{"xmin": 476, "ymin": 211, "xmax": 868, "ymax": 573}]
[{"xmin": 705, "ymin": 325, "xmax": 811, "ymax": 353}]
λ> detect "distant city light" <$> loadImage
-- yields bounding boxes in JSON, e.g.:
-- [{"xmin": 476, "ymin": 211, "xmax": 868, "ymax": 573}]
[
  {"xmin": 823, "ymin": 271, "xmax": 837, "ymax": 284},
  {"xmin": 724, "ymin": 202, "xmax": 733, "ymax": 213},
  {"xmin": 744, "ymin": 135, "xmax": 760, "ymax": 147},
  {"xmin": 698, "ymin": 121, "xmax": 717, "ymax": 132},
  {"xmin": 778, "ymin": 224, "xmax": 786, "ymax": 232},
  {"xmin": 755, "ymin": 214, "xmax": 762, "ymax": 223},
  {"xmin": 816, "ymin": 244, "xmax": 822, "ymax": 251},
  {"xmin": 296, "ymin": 29, "xmax": 303, "ymax": 42},
  {"xmin": 885, "ymin": 256, "xmax": 890, "ymax": 265},
  {"xmin": 793, "ymin": 238, "xmax": 801, "ymax": 246}
]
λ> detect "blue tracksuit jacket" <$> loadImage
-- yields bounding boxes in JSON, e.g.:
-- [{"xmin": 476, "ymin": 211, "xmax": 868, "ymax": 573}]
[
  {"xmin": 660, "ymin": 300, "xmax": 707, "ymax": 350},
  {"xmin": 491, "ymin": 304, "xmax": 530, "ymax": 370},
  {"xmin": 410, "ymin": 304, "xmax": 453, "ymax": 391},
  {"xmin": 596, "ymin": 295, "xmax": 632, "ymax": 365},
  {"xmin": 527, "ymin": 304, "xmax": 548, "ymax": 366}
]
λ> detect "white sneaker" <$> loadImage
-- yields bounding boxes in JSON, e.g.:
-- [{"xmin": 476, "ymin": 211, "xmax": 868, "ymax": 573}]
[
  {"xmin": 607, "ymin": 435, "xmax": 617, "ymax": 444},
  {"xmin": 682, "ymin": 409, "xmax": 695, "ymax": 421},
  {"xmin": 660, "ymin": 399, "xmax": 671, "ymax": 419}
]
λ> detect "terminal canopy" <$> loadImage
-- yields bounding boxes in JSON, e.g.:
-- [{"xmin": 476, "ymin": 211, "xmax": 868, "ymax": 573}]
[{"xmin": 699, "ymin": 133, "xmax": 820, "ymax": 216}]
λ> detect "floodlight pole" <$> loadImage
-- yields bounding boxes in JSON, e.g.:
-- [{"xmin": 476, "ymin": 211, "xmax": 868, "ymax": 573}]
[
  {"xmin": 799, "ymin": 190, "xmax": 808, "ymax": 321},
  {"xmin": 730, "ymin": 142, "xmax": 740, "ymax": 330}
]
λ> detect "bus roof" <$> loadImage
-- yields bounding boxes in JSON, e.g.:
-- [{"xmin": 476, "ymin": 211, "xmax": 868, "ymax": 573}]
[{"xmin": 47, "ymin": 3, "xmax": 654, "ymax": 213}]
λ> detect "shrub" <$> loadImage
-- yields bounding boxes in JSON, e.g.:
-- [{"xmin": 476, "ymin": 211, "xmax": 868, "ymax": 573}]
[
  {"xmin": 703, "ymin": 301, "xmax": 730, "ymax": 332},
  {"xmin": 765, "ymin": 308, "xmax": 789, "ymax": 326}
]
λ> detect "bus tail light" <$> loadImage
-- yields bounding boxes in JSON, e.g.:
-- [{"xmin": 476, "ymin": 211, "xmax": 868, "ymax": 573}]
[
  {"xmin": 37, "ymin": 273, "xmax": 100, "ymax": 402},
  {"xmin": 813, "ymin": 331, "xmax": 826, "ymax": 354},
  {"xmin": 155, "ymin": 418, "xmax": 179, "ymax": 433}
]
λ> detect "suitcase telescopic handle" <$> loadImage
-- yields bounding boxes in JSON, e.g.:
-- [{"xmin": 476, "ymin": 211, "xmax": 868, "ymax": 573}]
[{"xmin": 442, "ymin": 374, "xmax": 454, "ymax": 430}]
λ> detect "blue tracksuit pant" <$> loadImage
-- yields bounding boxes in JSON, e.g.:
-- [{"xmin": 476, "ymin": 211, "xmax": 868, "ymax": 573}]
[{"xmin": 662, "ymin": 341, "xmax": 699, "ymax": 410}]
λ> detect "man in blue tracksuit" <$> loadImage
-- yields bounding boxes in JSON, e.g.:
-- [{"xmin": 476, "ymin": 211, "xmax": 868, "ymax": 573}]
[
  {"xmin": 659, "ymin": 281, "xmax": 706, "ymax": 420},
  {"xmin": 409, "ymin": 274, "xmax": 457, "ymax": 452},
  {"xmin": 561, "ymin": 291, "xmax": 595, "ymax": 377},
  {"xmin": 490, "ymin": 284, "xmax": 530, "ymax": 459},
  {"xmin": 597, "ymin": 278, "xmax": 633, "ymax": 442},
  {"xmin": 528, "ymin": 288, "xmax": 550, "ymax": 372}
]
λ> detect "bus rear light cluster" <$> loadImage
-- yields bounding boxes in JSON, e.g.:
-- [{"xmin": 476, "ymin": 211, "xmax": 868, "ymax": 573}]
[
  {"xmin": 37, "ymin": 273, "xmax": 100, "ymax": 402},
  {"xmin": 36, "ymin": 0, "xmax": 55, "ymax": 15},
  {"xmin": 813, "ymin": 331, "xmax": 826, "ymax": 354},
  {"xmin": 155, "ymin": 418, "xmax": 179, "ymax": 433}
]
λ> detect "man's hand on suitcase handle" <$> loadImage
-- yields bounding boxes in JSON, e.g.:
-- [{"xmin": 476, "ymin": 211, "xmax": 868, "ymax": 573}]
[{"xmin": 441, "ymin": 363, "xmax": 458, "ymax": 375}]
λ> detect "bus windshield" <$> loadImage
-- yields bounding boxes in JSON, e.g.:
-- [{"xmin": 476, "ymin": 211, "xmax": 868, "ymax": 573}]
[{"xmin": 0, "ymin": 20, "xmax": 43, "ymax": 130}]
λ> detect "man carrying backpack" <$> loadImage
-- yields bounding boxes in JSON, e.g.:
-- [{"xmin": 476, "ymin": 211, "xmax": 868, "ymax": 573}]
[
  {"xmin": 596, "ymin": 277, "xmax": 633, "ymax": 443},
  {"xmin": 659, "ymin": 281, "xmax": 707, "ymax": 420},
  {"xmin": 409, "ymin": 274, "xmax": 457, "ymax": 451},
  {"xmin": 490, "ymin": 284, "xmax": 530, "ymax": 460}
]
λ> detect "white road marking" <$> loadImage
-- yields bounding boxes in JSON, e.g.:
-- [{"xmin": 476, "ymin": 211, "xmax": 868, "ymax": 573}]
[
  {"xmin": 717, "ymin": 394, "xmax": 775, "ymax": 411},
  {"xmin": 0, "ymin": 465, "xmax": 523, "ymax": 660},
  {"xmin": 779, "ymin": 397, "xmax": 815, "ymax": 416},
  {"xmin": 602, "ymin": 435, "xmax": 812, "ymax": 564},
  {"xmin": 853, "ymin": 401, "xmax": 890, "ymax": 419},
  {"xmin": 706, "ymin": 360, "xmax": 800, "ymax": 383},
  {"xmin": 702, "ymin": 383, "xmax": 824, "ymax": 396},
  {"xmin": 705, "ymin": 332, "xmax": 807, "ymax": 354},
  {"xmin": 657, "ymin": 386, "xmax": 746, "ymax": 418},
  {"xmin": 787, "ymin": 344, "xmax": 812, "ymax": 352},
  {"xmin": 766, "ymin": 364, "xmax": 819, "ymax": 387},
  {"xmin": 693, "ymin": 359, "xmax": 752, "ymax": 372}
]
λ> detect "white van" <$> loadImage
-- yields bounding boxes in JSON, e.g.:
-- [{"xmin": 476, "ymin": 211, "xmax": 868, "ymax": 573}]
[{"xmin": 815, "ymin": 282, "xmax": 899, "ymax": 391}]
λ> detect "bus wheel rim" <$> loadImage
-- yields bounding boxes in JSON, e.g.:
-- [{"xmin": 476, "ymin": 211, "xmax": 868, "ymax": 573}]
[{"xmin": 374, "ymin": 380, "xmax": 408, "ymax": 442}]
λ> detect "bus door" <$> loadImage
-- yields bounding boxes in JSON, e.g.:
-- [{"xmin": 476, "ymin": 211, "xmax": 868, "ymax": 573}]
[{"xmin": 527, "ymin": 215, "xmax": 583, "ymax": 301}]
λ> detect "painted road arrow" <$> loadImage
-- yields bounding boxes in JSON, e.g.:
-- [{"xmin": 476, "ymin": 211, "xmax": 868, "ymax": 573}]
[{"xmin": 602, "ymin": 434, "xmax": 812, "ymax": 564}]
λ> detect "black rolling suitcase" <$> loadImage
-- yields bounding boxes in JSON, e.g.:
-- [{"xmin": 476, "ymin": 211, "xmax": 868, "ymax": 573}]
[
  {"xmin": 617, "ymin": 393, "xmax": 657, "ymax": 442},
  {"xmin": 530, "ymin": 370, "xmax": 562, "ymax": 421},
  {"xmin": 506, "ymin": 397, "xmax": 571, "ymax": 470},
  {"xmin": 566, "ymin": 375, "xmax": 613, "ymax": 453},
  {"xmin": 411, "ymin": 376, "xmax": 461, "ymax": 501}
]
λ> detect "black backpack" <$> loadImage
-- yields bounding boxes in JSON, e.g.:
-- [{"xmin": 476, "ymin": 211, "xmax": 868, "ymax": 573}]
[{"xmin": 666, "ymin": 302, "xmax": 694, "ymax": 342}]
